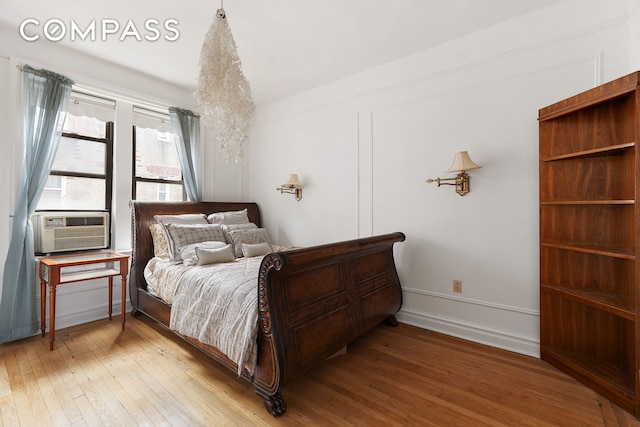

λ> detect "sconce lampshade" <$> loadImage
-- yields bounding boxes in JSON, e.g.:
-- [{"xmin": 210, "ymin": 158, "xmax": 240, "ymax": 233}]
[
  {"xmin": 446, "ymin": 151, "xmax": 481, "ymax": 172},
  {"xmin": 283, "ymin": 173, "xmax": 303, "ymax": 189}
]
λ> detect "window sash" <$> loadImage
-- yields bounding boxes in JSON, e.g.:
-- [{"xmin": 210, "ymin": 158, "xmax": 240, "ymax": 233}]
[
  {"xmin": 37, "ymin": 121, "xmax": 114, "ymax": 211},
  {"xmin": 132, "ymin": 122, "xmax": 185, "ymax": 201}
]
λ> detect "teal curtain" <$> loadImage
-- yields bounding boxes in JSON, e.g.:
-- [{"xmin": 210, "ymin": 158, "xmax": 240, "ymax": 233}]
[
  {"xmin": 169, "ymin": 107, "xmax": 202, "ymax": 201},
  {"xmin": 0, "ymin": 65, "xmax": 73, "ymax": 343}
]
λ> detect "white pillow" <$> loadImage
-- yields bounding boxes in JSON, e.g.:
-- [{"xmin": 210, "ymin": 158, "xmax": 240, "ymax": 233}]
[
  {"xmin": 154, "ymin": 213, "xmax": 208, "ymax": 225},
  {"xmin": 208, "ymin": 209, "xmax": 249, "ymax": 225},
  {"xmin": 196, "ymin": 245, "xmax": 235, "ymax": 265},
  {"xmin": 228, "ymin": 228, "xmax": 272, "ymax": 257},
  {"xmin": 242, "ymin": 242, "xmax": 272, "ymax": 257},
  {"xmin": 180, "ymin": 241, "xmax": 229, "ymax": 266},
  {"xmin": 164, "ymin": 223, "xmax": 226, "ymax": 262}
]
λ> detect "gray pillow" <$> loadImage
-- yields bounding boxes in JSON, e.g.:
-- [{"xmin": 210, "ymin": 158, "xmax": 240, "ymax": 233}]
[
  {"xmin": 221, "ymin": 222, "xmax": 258, "ymax": 244},
  {"xmin": 164, "ymin": 223, "xmax": 226, "ymax": 262},
  {"xmin": 228, "ymin": 228, "xmax": 272, "ymax": 258}
]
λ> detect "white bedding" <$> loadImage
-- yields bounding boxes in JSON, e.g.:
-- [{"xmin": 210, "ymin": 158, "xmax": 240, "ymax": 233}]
[
  {"xmin": 144, "ymin": 256, "xmax": 263, "ymax": 376},
  {"xmin": 144, "ymin": 257, "xmax": 186, "ymax": 304}
]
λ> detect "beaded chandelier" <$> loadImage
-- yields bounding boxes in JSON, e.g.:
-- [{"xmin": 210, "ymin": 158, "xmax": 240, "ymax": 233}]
[{"xmin": 194, "ymin": 4, "xmax": 255, "ymax": 163}]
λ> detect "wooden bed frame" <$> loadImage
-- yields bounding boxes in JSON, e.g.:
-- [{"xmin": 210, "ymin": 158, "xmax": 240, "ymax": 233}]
[{"xmin": 129, "ymin": 201, "xmax": 405, "ymax": 416}]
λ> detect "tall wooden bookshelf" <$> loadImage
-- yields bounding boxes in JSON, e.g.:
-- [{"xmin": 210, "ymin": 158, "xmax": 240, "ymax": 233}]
[{"xmin": 539, "ymin": 72, "xmax": 640, "ymax": 416}]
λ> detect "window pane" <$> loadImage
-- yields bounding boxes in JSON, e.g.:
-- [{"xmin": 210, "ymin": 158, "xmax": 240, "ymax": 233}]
[
  {"xmin": 64, "ymin": 113, "xmax": 107, "ymax": 139},
  {"xmin": 37, "ymin": 176, "xmax": 106, "ymax": 210},
  {"xmin": 53, "ymin": 136, "xmax": 105, "ymax": 175},
  {"xmin": 135, "ymin": 182, "xmax": 183, "ymax": 202},
  {"xmin": 135, "ymin": 127, "xmax": 182, "ymax": 181}
]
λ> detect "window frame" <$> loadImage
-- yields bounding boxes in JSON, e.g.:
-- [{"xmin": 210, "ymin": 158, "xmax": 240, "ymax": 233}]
[
  {"xmin": 40, "ymin": 120, "xmax": 114, "ymax": 212},
  {"xmin": 131, "ymin": 124, "xmax": 185, "ymax": 201}
]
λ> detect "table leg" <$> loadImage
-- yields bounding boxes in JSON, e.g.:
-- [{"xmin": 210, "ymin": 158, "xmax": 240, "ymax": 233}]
[
  {"xmin": 121, "ymin": 275, "xmax": 126, "ymax": 331},
  {"xmin": 108, "ymin": 276, "xmax": 113, "ymax": 321},
  {"xmin": 49, "ymin": 284, "xmax": 56, "ymax": 351},
  {"xmin": 40, "ymin": 280, "xmax": 46, "ymax": 337}
]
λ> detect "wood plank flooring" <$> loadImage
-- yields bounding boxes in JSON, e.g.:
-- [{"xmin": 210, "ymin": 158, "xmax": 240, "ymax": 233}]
[{"xmin": 0, "ymin": 315, "xmax": 638, "ymax": 426}]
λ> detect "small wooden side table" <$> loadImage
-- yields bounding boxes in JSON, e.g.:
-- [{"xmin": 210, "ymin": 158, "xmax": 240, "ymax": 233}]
[{"xmin": 39, "ymin": 251, "xmax": 129, "ymax": 351}]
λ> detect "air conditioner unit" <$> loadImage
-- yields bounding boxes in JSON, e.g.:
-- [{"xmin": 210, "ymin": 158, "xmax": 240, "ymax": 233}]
[{"xmin": 33, "ymin": 211, "xmax": 110, "ymax": 254}]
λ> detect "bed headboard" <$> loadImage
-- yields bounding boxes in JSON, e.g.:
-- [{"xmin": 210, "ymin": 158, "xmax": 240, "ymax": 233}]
[{"xmin": 129, "ymin": 201, "xmax": 261, "ymax": 307}]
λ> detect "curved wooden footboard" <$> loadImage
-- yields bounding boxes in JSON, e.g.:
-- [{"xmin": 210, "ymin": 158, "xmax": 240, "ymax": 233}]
[{"xmin": 252, "ymin": 232, "xmax": 405, "ymax": 415}]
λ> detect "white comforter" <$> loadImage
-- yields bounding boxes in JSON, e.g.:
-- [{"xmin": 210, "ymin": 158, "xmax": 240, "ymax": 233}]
[{"xmin": 144, "ymin": 256, "xmax": 263, "ymax": 376}]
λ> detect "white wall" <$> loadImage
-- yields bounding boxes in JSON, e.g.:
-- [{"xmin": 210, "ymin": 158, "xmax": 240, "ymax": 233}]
[
  {"xmin": 248, "ymin": 0, "xmax": 634, "ymax": 357},
  {"xmin": 631, "ymin": 0, "xmax": 640, "ymax": 69}
]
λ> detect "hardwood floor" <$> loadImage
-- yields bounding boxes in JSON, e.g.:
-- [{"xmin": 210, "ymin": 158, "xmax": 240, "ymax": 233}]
[{"xmin": 0, "ymin": 315, "xmax": 638, "ymax": 426}]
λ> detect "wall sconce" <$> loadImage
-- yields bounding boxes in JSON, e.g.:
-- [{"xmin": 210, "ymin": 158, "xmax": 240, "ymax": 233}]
[
  {"xmin": 426, "ymin": 151, "xmax": 481, "ymax": 196},
  {"xmin": 277, "ymin": 174, "xmax": 303, "ymax": 201}
]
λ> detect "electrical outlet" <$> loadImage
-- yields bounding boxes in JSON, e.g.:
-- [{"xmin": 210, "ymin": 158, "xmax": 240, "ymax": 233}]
[{"xmin": 453, "ymin": 279, "xmax": 462, "ymax": 293}]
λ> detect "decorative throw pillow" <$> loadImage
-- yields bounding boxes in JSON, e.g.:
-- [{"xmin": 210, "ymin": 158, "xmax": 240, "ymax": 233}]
[
  {"xmin": 149, "ymin": 223, "xmax": 169, "ymax": 258},
  {"xmin": 207, "ymin": 208, "xmax": 249, "ymax": 225},
  {"xmin": 164, "ymin": 223, "xmax": 226, "ymax": 262},
  {"xmin": 221, "ymin": 222, "xmax": 258, "ymax": 244},
  {"xmin": 153, "ymin": 214, "xmax": 208, "ymax": 260},
  {"xmin": 180, "ymin": 241, "xmax": 229, "ymax": 266},
  {"xmin": 228, "ymin": 228, "xmax": 271, "ymax": 258},
  {"xmin": 242, "ymin": 242, "xmax": 272, "ymax": 258},
  {"xmin": 195, "ymin": 244, "xmax": 235, "ymax": 266}
]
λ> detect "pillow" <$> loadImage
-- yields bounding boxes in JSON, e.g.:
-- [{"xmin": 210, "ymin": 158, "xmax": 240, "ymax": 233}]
[
  {"xmin": 154, "ymin": 213, "xmax": 208, "ymax": 225},
  {"xmin": 180, "ymin": 241, "xmax": 228, "ymax": 266},
  {"xmin": 208, "ymin": 208, "xmax": 249, "ymax": 225},
  {"xmin": 242, "ymin": 242, "xmax": 272, "ymax": 258},
  {"xmin": 221, "ymin": 222, "xmax": 258, "ymax": 244},
  {"xmin": 164, "ymin": 223, "xmax": 226, "ymax": 262},
  {"xmin": 149, "ymin": 223, "xmax": 169, "ymax": 258},
  {"xmin": 195, "ymin": 245, "xmax": 235, "ymax": 266},
  {"xmin": 228, "ymin": 228, "xmax": 271, "ymax": 258},
  {"xmin": 152, "ymin": 214, "xmax": 208, "ymax": 260}
]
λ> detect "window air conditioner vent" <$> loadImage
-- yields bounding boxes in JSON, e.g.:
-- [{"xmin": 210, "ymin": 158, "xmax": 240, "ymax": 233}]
[{"xmin": 65, "ymin": 216, "xmax": 106, "ymax": 227}]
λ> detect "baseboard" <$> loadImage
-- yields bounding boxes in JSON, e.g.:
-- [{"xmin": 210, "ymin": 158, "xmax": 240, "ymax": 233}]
[
  {"xmin": 397, "ymin": 308, "xmax": 540, "ymax": 358},
  {"xmin": 39, "ymin": 300, "xmax": 132, "ymax": 332}
]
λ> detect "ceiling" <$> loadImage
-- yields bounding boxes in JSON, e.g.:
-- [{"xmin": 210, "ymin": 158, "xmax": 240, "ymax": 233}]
[{"xmin": 0, "ymin": 0, "xmax": 564, "ymax": 105}]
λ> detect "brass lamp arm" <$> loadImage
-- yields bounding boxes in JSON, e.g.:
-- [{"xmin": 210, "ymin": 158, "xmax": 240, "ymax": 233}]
[
  {"xmin": 426, "ymin": 177, "xmax": 457, "ymax": 187},
  {"xmin": 276, "ymin": 186, "xmax": 303, "ymax": 201},
  {"xmin": 426, "ymin": 171, "xmax": 472, "ymax": 196}
]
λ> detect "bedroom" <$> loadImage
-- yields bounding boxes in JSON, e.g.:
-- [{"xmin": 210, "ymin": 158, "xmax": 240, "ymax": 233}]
[{"xmin": 0, "ymin": 0, "xmax": 639, "ymax": 423}]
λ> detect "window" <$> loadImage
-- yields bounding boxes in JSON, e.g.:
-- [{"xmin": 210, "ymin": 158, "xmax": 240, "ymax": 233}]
[
  {"xmin": 132, "ymin": 107, "xmax": 185, "ymax": 201},
  {"xmin": 36, "ymin": 92, "xmax": 114, "ymax": 211}
]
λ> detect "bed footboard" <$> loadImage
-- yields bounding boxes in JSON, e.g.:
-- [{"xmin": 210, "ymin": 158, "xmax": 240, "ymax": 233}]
[
  {"xmin": 129, "ymin": 201, "xmax": 405, "ymax": 417},
  {"xmin": 253, "ymin": 232, "xmax": 405, "ymax": 415}
]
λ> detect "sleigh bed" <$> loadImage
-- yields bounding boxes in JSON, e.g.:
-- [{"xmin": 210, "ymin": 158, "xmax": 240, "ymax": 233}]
[{"xmin": 129, "ymin": 201, "xmax": 405, "ymax": 416}]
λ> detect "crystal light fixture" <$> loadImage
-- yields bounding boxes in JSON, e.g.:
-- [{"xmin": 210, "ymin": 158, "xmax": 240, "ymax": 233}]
[{"xmin": 194, "ymin": 1, "xmax": 255, "ymax": 163}]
